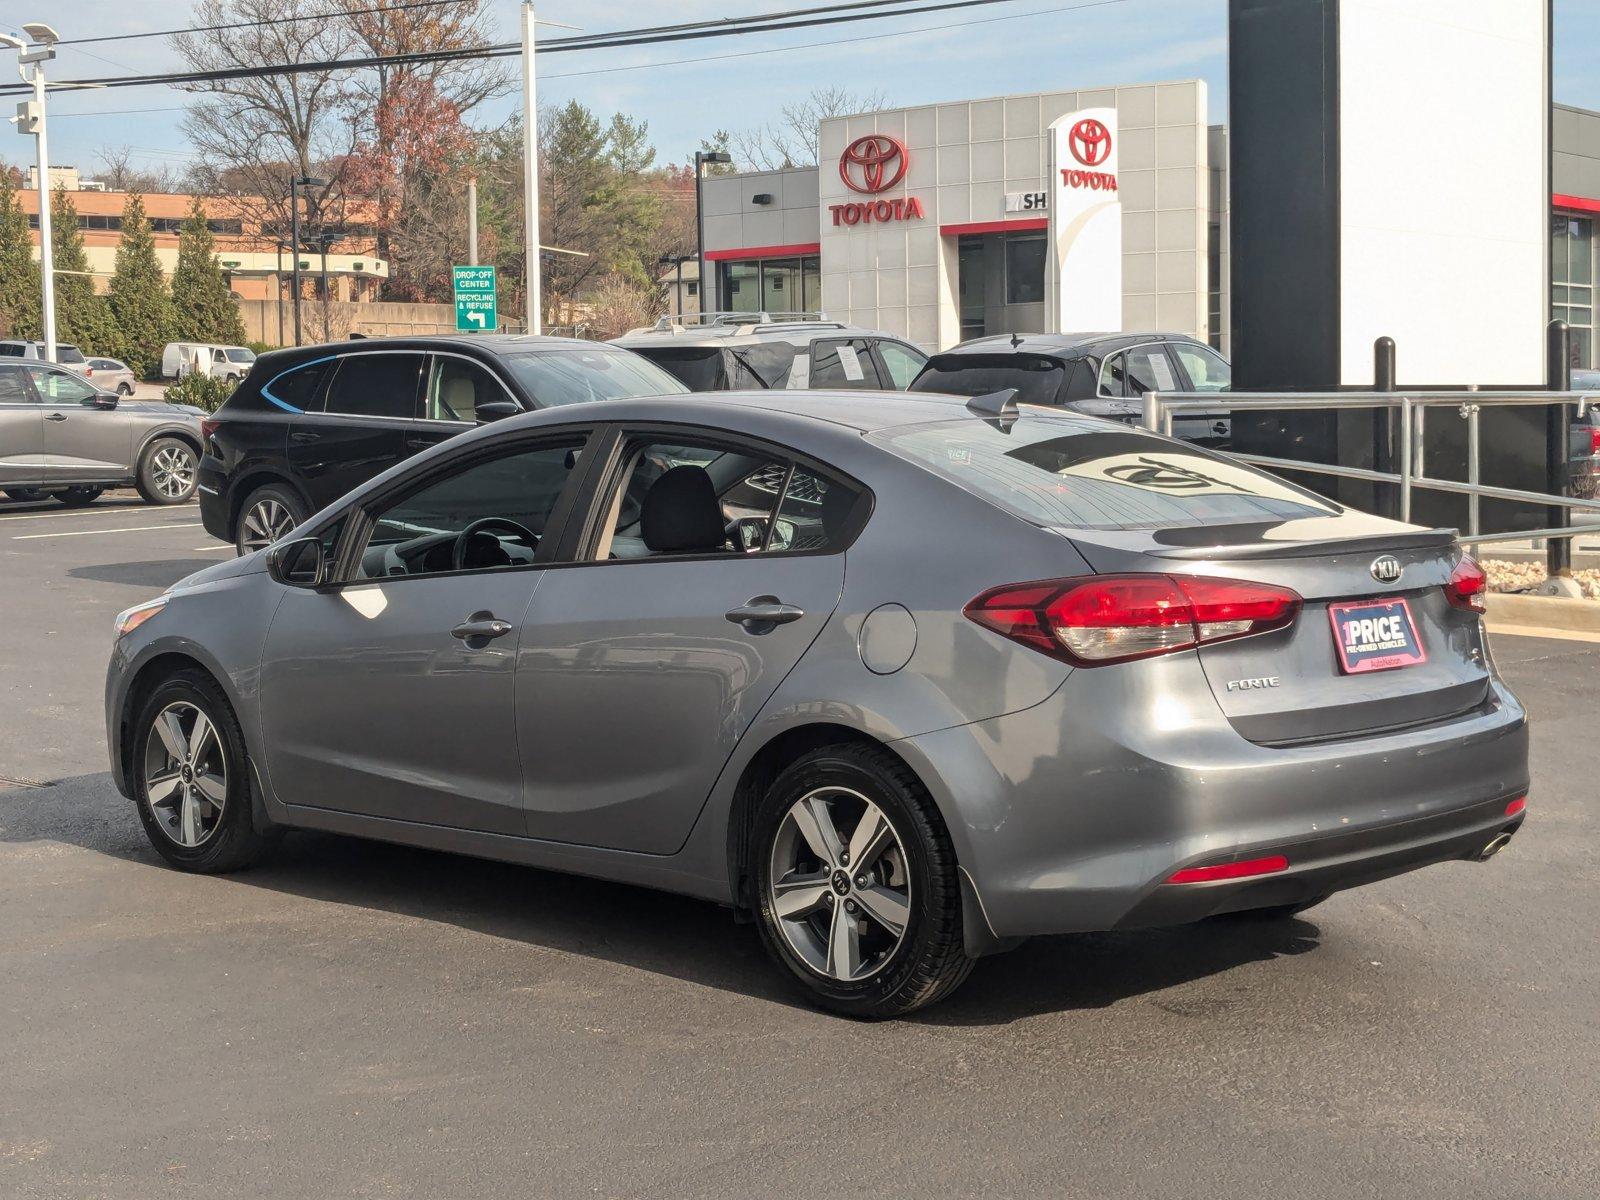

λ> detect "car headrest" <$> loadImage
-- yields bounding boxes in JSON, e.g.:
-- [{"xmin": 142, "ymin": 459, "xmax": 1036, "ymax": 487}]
[
  {"xmin": 640, "ymin": 465, "xmax": 726, "ymax": 554},
  {"xmin": 443, "ymin": 376, "xmax": 476, "ymax": 417}
]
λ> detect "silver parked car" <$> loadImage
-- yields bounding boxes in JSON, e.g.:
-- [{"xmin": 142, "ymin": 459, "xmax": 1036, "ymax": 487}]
[
  {"xmin": 105, "ymin": 392, "xmax": 1529, "ymax": 1017},
  {"xmin": 0, "ymin": 362, "xmax": 202, "ymax": 507},
  {"xmin": 86, "ymin": 357, "xmax": 138, "ymax": 397}
]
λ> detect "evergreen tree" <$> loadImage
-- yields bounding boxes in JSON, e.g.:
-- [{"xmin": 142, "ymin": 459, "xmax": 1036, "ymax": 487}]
[
  {"xmin": 170, "ymin": 197, "xmax": 246, "ymax": 344},
  {"xmin": 50, "ymin": 186, "xmax": 118, "ymax": 354},
  {"xmin": 0, "ymin": 168, "xmax": 41, "ymax": 339},
  {"xmin": 106, "ymin": 194, "xmax": 173, "ymax": 377}
]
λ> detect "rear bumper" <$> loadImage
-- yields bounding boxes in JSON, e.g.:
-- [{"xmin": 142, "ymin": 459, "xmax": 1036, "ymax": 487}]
[
  {"xmin": 197, "ymin": 461, "xmax": 230, "ymax": 540},
  {"xmin": 897, "ymin": 654, "xmax": 1530, "ymax": 940}
]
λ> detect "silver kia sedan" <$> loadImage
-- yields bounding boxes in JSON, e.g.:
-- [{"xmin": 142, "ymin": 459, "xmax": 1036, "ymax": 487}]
[{"xmin": 104, "ymin": 393, "xmax": 1530, "ymax": 1017}]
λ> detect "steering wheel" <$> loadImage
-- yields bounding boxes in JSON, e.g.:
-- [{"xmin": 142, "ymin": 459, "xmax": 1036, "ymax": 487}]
[{"xmin": 451, "ymin": 516, "xmax": 538, "ymax": 572}]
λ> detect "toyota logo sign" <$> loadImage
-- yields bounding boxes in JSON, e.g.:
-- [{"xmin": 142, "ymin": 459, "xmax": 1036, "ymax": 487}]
[
  {"xmin": 840, "ymin": 134, "xmax": 909, "ymax": 194},
  {"xmin": 1068, "ymin": 118, "xmax": 1113, "ymax": 167}
]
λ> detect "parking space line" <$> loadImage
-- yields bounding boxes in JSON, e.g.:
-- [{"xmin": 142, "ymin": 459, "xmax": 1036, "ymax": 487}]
[
  {"xmin": 0, "ymin": 503, "xmax": 199, "ymax": 524},
  {"xmin": 13, "ymin": 522, "xmax": 204, "ymax": 541}
]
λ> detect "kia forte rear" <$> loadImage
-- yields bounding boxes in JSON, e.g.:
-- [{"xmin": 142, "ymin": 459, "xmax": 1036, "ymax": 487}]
[{"xmin": 106, "ymin": 393, "xmax": 1528, "ymax": 1018}]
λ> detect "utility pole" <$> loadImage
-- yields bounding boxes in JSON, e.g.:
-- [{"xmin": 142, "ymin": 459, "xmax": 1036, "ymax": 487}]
[
  {"xmin": 694, "ymin": 149, "xmax": 732, "ymax": 317},
  {"xmin": 289, "ymin": 174, "xmax": 325, "ymax": 346},
  {"xmin": 3, "ymin": 24, "xmax": 60, "ymax": 362},
  {"xmin": 467, "ymin": 175, "xmax": 479, "ymax": 266},
  {"xmin": 521, "ymin": 1, "xmax": 541, "ymax": 334}
]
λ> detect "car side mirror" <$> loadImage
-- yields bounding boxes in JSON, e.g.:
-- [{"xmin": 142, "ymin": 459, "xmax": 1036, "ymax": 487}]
[
  {"xmin": 84, "ymin": 392, "xmax": 118, "ymax": 410},
  {"xmin": 265, "ymin": 536, "xmax": 324, "ymax": 587},
  {"xmin": 475, "ymin": 399, "xmax": 522, "ymax": 424}
]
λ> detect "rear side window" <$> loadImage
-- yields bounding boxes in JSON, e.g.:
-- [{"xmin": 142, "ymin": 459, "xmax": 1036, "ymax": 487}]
[
  {"xmin": 633, "ymin": 347, "xmax": 727, "ymax": 391},
  {"xmin": 910, "ymin": 353, "xmax": 1066, "ymax": 406},
  {"xmin": 0, "ymin": 344, "xmax": 22, "ymax": 357},
  {"xmin": 811, "ymin": 339, "xmax": 882, "ymax": 388},
  {"xmin": 322, "ymin": 353, "xmax": 424, "ymax": 419},
  {"xmin": 732, "ymin": 342, "xmax": 798, "ymax": 388},
  {"xmin": 259, "ymin": 359, "xmax": 332, "ymax": 413},
  {"xmin": 873, "ymin": 416, "xmax": 1338, "ymax": 531}
]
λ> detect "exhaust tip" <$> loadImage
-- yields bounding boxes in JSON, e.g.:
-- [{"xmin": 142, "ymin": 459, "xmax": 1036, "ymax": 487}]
[{"xmin": 1477, "ymin": 832, "xmax": 1514, "ymax": 862}]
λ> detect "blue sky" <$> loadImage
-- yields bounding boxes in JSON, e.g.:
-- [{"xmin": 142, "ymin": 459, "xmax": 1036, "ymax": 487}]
[{"xmin": 13, "ymin": 0, "xmax": 1600, "ymax": 177}]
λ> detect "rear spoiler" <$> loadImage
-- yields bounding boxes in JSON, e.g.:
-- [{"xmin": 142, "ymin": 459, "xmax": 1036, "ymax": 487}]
[{"xmin": 1059, "ymin": 526, "xmax": 1460, "ymax": 562}]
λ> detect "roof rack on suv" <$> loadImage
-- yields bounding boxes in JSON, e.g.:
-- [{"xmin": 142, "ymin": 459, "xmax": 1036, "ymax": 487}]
[{"xmin": 630, "ymin": 311, "xmax": 845, "ymax": 336}]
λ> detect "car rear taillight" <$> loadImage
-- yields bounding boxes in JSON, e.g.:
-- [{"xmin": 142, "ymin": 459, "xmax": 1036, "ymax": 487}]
[
  {"xmin": 964, "ymin": 574, "xmax": 1302, "ymax": 667},
  {"xmin": 1587, "ymin": 428, "xmax": 1600, "ymax": 455},
  {"xmin": 200, "ymin": 417, "xmax": 220, "ymax": 444},
  {"xmin": 1167, "ymin": 854, "xmax": 1289, "ymax": 884},
  {"xmin": 1505, "ymin": 796, "xmax": 1527, "ymax": 818},
  {"xmin": 1445, "ymin": 554, "xmax": 1487, "ymax": 613}
]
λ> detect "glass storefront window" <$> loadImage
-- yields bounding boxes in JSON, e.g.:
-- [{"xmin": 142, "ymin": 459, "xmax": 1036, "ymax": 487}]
[
  {"xmin": 1552, "ymin": 214, "xmax": 1594, "ymax": 368},
  {"xmin": 719, "ymin": 256, "xmax": 823, "ymax": 315},
  {"xmin": 1004, "ymin": 236, "xmax": 1047, "ymax": 305},
  {"xmin": 762, "ymin": 258, "xmax": 800, "ymax": 312},
  {"xmin": 724, "ymin": 261, "xmax": 761, "ymax": 313}
]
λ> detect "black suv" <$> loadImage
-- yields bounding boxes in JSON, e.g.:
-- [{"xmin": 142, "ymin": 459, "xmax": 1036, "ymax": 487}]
[
  {"xmin": 909, "ymin": 331, "xmax": 1232, "ymax": 445},
  {"xmin": 198, "ymin": 335, "xmax": 686, "ymax": 554}
]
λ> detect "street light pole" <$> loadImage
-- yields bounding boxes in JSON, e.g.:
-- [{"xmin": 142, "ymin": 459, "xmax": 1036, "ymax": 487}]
[
  {"xmin": 694, "ymin": 149, "xmax": 731, "ymax": 317},
  {"xmin": 467, "ymin": 174, "xmax": 479, "ymax": 267},
  {"xmin": 4, "ymin": 24, "xmax": 60, "ymax": 361},
  {"xmin": 521, "ymin": 1, "xmax": 541, "ymax": 334},
  {"xmin": 288, "ymin": 175, "xmax": 325, "ymax": 346},
  {"xmin": 274, "ymin": 242, "xmax": 285, "ymax": 346}
]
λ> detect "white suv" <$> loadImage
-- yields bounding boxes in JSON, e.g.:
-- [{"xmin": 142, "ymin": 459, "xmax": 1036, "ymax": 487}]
[{"xmin": 0, "ymin": 340, "xmax": 91, "ymax": 375}]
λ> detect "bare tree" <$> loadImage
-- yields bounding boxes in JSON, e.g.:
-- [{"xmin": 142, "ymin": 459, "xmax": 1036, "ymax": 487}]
[
  {"xmin": 731, "ymin": 87, "xmax": 890, "ymax": 170},
  {"xmin": 94, "ymin": 147, "xmax": 185, "ymax": 195},
  {"xmin": 172, "ymin": 0, "xmax": 360, "ymax": 246}
]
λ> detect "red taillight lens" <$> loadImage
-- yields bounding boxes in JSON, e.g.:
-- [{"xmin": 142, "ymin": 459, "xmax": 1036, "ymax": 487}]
[
  {"xmin": 1505, "ymin": 796, "xmax": 1526, "ymax": 818},
  {"xmin": 200, "ymin": 417, "xmax": 219, "ymax": 444},
  {"xmin": 1587, "ymin": 428, "xmax": 1600, "ymax": 454},
  {"xmin": 1445, "ymin": 554, "xmax": 1487, "ymax": 613},
  {"xmin": 1167, "ymin": 854, "xmax": 1290, "ymax": 884},
  {"xmin": 964, "ymin": 574, "xmax": 1301, "ymax": 667}
]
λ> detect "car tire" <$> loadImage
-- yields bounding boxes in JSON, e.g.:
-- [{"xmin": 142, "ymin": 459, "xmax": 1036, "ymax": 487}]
[
  {"xmin": 117, "ymin": 382, "xmax": 133, "ymax": 397},
  {"xmin": 53, "ymin": 486, "xmax": 103, "ymax": 507},
  {"xmin": 131, "ymin": 670, "xmax": 280, "ymax": 874},
  {"xmin": 136, "ymin": 437, "xmax": 199, "ymax": 505},
  {"xmin": 750, "ymin": 743, "xmax": 974, "ymax": 1019},
  {"xmin": 4, "ymin": 487, "xmax": 48, "ymax": 502},
  {"xmin": 234, "ymin": 483, "xmax": 305, "ymax": 556}
]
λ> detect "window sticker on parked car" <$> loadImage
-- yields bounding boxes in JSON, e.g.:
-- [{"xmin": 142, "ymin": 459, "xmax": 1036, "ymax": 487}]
[
  {"xmin": 1147, "ymin": 353, "xmax": 1176, "ymax": 391},
  {"xmin": 788, "ymin": 355, "xmax": 811, "ymax": 389},
  {"xmin": 837, "ymin": 345, "xmax": 865, "ymax": 381}
]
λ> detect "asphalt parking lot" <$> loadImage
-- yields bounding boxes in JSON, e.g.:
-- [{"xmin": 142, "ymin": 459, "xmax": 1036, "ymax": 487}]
[{"xmin": 2, "ymin": 493, "xmax": 1597, "ymax": 1199}]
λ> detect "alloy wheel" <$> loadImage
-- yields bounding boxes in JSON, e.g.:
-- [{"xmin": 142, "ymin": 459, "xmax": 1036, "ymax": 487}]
[
  {"xmin": 141, "ymin": 701, "xmax": 228, "ymax": 849},
  {"xmin": 152, "ymin": 445, "xmax": 196, "ymax": 499},
  {"xmin": 239, "ymin": 498, "xmax": 295, "ymax": 553},
  {"xmin": 768, "ymin": 786, "xmax": 911, "ymax": 982}
]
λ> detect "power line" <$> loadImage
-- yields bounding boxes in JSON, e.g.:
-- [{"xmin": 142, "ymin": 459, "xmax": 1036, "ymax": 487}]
[
  {"xmin": 0, "ymin": 0, "xmax": 1034, "ymax": 95},
  {"xmin": 54, "ymin": 0, "xmax": 470, "ymax": 46}
]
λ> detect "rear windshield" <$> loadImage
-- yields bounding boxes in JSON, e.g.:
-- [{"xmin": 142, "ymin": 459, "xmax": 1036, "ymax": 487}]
[
  {"xmin": 873, "ymin": 415, "xmax": 1338, "ymax": 531},
  {"xmin": 631, "ymin": 346, "xmax": 727, "ymax": 391},
  {"xmin": 909, "ymin": 353, "xmax": 1066, "ymax": 406},
  {"xmin": 500, "ymin": 348, "xmax": 688, "ymax": 406},
  {"xmin": 56, "ymin": 345, "xmax": 86, "ymax": 364}
]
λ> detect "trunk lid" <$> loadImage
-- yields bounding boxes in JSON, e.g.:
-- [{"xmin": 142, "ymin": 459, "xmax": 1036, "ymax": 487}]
[{"xmin": 1060, "ymin": 515, "xmax": 1489, "ymax": 745}]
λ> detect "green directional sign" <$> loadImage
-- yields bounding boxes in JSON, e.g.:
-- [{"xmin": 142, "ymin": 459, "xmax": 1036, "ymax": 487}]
[{"xmin": 452, "ymin": 264, "xmax": 498, "ymax": 332}]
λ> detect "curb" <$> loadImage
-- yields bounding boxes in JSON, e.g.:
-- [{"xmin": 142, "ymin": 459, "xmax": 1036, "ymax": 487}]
[{"xmin": 1484, "ymin": 591, "xmax": 1600, "ymax": 638}]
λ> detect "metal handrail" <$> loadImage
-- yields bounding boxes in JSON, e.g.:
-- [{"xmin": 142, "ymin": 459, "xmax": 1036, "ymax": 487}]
[{"xmin": 1142, "ymin": 390, "xmax": 1600, "ymax": 546}]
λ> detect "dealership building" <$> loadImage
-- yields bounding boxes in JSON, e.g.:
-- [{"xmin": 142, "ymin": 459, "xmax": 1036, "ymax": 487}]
[{"xmin": 697, "ymin": 79, "xmax": 1600, "ymax": 367}]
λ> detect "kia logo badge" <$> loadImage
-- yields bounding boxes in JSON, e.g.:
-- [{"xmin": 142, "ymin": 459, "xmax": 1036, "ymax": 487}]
[
  {"xmin": 840, "ymin": 134, "xmax": 909, "ymax": 195},
  {"xmin": 1068, "ymin": 118, "xmax": 1113, "ymax": 167},
  {"xmin": 1370, "ymin": 555, "xmax": 1403, "ymax": 584}
]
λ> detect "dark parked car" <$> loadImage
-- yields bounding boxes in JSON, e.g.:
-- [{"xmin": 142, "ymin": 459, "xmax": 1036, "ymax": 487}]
[
  {"xmin": 1567, "ymin": 369, "xmax": 1600, "ymax": 500},
  {"xmin": 611, "ymin": 312, "xmax": 929, "ymax": 394},
  {"xmin": 197, "ymin": 335, "xmax": 688, "ymax": 554},
  {"xmin": 0, "ymin": 362, "xmax": 202, "ymax": 507},
  {"xmin": 111, "ymin": 391, "xmax": 1528, "ymax": 1017},
  {"xmin": 910, "ymin": 331, "xmax": 1233, "ymax": 445}
]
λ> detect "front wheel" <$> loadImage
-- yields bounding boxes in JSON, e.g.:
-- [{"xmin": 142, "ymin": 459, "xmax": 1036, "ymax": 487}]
[
  {"xmin": 751, "ymin": 744, "xmax": 973, "ymax": 1018},
  {"xmin": 136, "ymin": 437, "xmax": 198, "ymax": 504},
  {"xmin": 234, "ymin": 484, "xmax": 305, "ymax": 556},
  {"xmin": 53, "ymin": 486, "xmax": 103, "ymax": 507},
  {"xmin": 132, "ymin": 670, "xmax": 278, "ymax": 872}
]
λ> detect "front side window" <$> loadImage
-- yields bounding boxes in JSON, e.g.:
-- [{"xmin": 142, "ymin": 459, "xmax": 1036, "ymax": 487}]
[
  {"xmin": 322, "ymin": 353, "xmax": 425, "ymax": 420},
  {"xmin": 810, "ymin": 339, "xmax": 881, "ymax": 389},
  {"xmin": 213, "ymin": 349, "xmax": 228, "ymax": 364},
  {"xmin": 1171, "ymin": 342, "xmax": 1232, "ymax": 393},
  {"xmin": 592, "ymin": 436, "xmax": 862, "ymax": 560},
  {"xmin": 499, "ymin": 349, "xmax": 688, "ymax": 407},
  {"xmin": 424, "ymin": 356, "xmax": 512, "ymax": 422},
  {"xmin": 876, "ymin": 341, "xmax": 928, "ymax": 389},
  {"xmin": 354, "ymin": 437, "xmax": 589, "ymax": 580},
  {"xmin": 25, "ymin": 366, "xmax": 96, "ymax": 403},
  {"xmin": 1101, "ymin": 348, "xmax": 1175, "ymax": 397}
]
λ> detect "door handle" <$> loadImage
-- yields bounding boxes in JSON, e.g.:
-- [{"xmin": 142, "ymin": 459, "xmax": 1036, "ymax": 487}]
[
  {"xmin": 45, "ymin": 412, "xmax": 68, "ymax": 421},
  {"xmin": 290, "ymin": 430, "xmax": 320, "ymax": 444},
  {"xmin": 451, "ymin": 611, "xmax": 513, "ymax": 645},
  {"xmin": 725, "ymin": 596, "xmax": 805, "ymax": 629}
]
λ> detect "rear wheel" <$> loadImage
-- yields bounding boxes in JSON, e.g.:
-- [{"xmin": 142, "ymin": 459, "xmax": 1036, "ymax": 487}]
[
  {"xmin": 116, "ymin": 382, "xmax": 133, "ymax": 397},
  {"xmin": 4, "ymin": 487, "xmax": 47, "ymax": 502},
  {"xmin": 136, "ymin": 437, "xmax": 198, "ymax": 504},
  {"xmin": 53, "ymin": 486, "xmax": 103, "ymax": 507},
  {"xmin": 751, "ymin": 744, "xmax": 973, "ymax": 1018},
  {"xmin": 132, "ymin": 671, "xmax": 278, "ymax": 873},
  {"xmin": 235, "ymin": 484, "xmax": 305, "ymax": 556}
]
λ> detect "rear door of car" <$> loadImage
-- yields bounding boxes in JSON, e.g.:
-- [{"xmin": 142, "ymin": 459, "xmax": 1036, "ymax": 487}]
[
  {"xmin": 288, "ymin": 351, "xmax": 426, "ymax": 510},
  {"xmin": 0, "ymin": 364, "xmax": 44, "ymax": 484}
]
